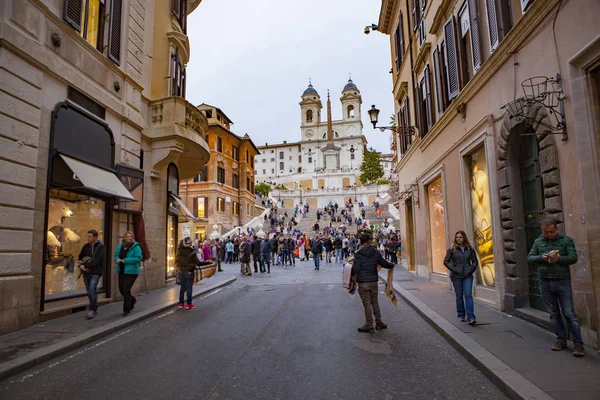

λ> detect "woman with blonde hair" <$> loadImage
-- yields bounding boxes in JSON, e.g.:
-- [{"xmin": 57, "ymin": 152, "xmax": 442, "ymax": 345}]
[
  {"xmin": 114, "ymin": 231, "xmax": 142, "ymax": 317},
  {"xmin": 444, "ymin": 231, "xmax": 479, "ymax": 325}
]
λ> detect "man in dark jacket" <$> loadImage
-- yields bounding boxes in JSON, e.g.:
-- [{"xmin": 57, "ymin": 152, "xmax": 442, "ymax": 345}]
[
  {"xmin": 311, "ymin": 234, "xmax": 324, "ymax": 270},
  {"xmin": 175, "ymin": 237, "xmax": 202, "ymax": 309},
  {"xmin": 334, "ymin": 236, "xmax": 343, "ymax": 263},
  {"xmin": 287, "ymin": 237, "xmax": 296, "ymax": 266},
  {"xmin": 251, "ymin": 236, "xmax": 263, "ymax": 273},
  {"xmin": 77, "ymin": 230, "xmax": 105, "ymax": 319},
  {"xmin": 240, "ymin": 237, "xmax": 252, "ymax": 276},
  {"xmin": 324, "ymin": 237, "xmax": 334, "ymax": 263},
  {"xmin": 527, "ymin": 217, "xmax": 584, "ymax": 357},
  {"xmin": 261, "ymin": 237, "xmax": 272, "ymax": 273},
  {"xmin": 352, "ymin": 232, "xmax": 395, "ymax": 333}
]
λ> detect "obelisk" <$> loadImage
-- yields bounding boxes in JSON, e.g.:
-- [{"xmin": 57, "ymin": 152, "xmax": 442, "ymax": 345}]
[{"xmin": 324, "ymin": 90, "xmax": 338, "ymax": 170}]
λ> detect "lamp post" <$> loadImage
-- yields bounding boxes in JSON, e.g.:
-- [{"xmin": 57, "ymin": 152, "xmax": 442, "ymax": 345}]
[
  {"xmin": 299, "ymin": 184, "xmax": 303, "ymax": 204},
  {"xmin": 353, "ymin": 184, "xmax": 357, "ymax": 202},
  {"xmin": 368, "ymin": 104, "xmax": 416, "ymax": 139}
]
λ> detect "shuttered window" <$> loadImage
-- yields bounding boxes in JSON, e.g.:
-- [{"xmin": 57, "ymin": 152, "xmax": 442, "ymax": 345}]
[
  {"xmin": 394, "ymin": 13, "xmax": 405, "ymax": 72},
  {"xmin": 108, "ymin": 0, "xmax": 123, "ymax": 65},
  {"xmin": 424, "ymin": 65, "xmax": 434, "ymax": 130},
  {"xmin": 171, "ymin": 51, "xmax": 186, "ymax": 97},
  {"xmin": 444, "ymin": 18, "xmax": 460, "ymax": 100},
  {"xmin": 63, "ymin": 0, "xmax": 83, "ymax": 32},
  {"xmin": 433, "ymin": 48, "xmax": 443, "ymax": 115},
  {"xmin": 486, "ymin": 0, "xmax": 500, "ymax": 51},
  {"xmin": 414, "ymin": 85, "xmax": 422, "ymax": 137},
  {"xmin": 412, "ymin": 0, "xmax": 420, "ymax": 31},
  {"xmin": 172, "ymin": 0, "xmax": 187, "ymax": 33},
  {"xmin": 468, "ymin": 0, "xmax": 483, "ymax": 71}
]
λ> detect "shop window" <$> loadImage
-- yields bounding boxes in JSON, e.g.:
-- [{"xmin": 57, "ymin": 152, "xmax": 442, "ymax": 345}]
[
  {"xmin": 45, "ymin": 189, "xmax": 107, "ymax": 301},
  {"xmin": 467, "ymin": 146, "xmax": 495, "ymax": 287},
  {"xmin": 427, "ymin": 177, "xmax": 447, "ymax": 274},
  {"xmin": 167, "ymin": 214, "xmax": 177, "ymax": 278},
  {"xmin": 217, "ymin": 137, "xmax": 223, "ymax": 153},
  {"xmin": 217, "ymin": 167, "xmax": 225, "ymax": 184},
  {"xmin": 217, "ymin": 197, "xmax": 225, "ymax": 212},
  {"xmin": 233, "ymin": 174, "xmax": 239, "ymax": 189}
]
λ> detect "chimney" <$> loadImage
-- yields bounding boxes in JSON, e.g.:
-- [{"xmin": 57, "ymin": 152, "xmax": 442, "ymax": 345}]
[{"xmin": 283, "ymin": 141, "xmax": 287, "ymax": 144}]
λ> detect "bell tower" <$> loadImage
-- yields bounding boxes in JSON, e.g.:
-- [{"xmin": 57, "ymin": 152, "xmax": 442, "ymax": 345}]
[
  {"xmin": 300, "ymin": 81, "xmax": 322, "ymax": 141},
  {"xmin": 340, "ymin": 78, "xmax": 362, "ymax": 122}
]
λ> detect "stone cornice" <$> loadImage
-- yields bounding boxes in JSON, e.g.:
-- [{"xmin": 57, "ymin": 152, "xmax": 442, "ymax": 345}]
[
  {"xmin": 378, "ymin": 0, "xmax": 395, "ymax": 34},
  {"xmin": 415, "ymin": 0, "xmax": 560, "ymax": 153},
  {"xmin": 430, "ymin": 0, "xmax": 456, "ymax": 36},
  {"xmin": 395, "ymin": 81, "xmax": 409, "ymax": 101},
  {"xmin": 167, "ymin": 31, "xmax": 191, "ymax": 65}
]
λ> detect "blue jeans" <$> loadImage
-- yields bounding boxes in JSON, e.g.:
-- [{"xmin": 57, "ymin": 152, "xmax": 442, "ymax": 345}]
[
  {"xmin": 178, "ymin": 271, "xmax": 194, "ymax": 305},
  {"xmin": 282, "ymin": 249, "xmax": 290, "ymax": 265},
  {"xmin": 313, "ymin": 253, "xmax": 321, "ymax": 269},
  {"xmin": 83, "ymin": 274, "xmax": 101, "ymax": 312},
  {"xmin": 335, "ymin": 248, "xmax": 342, "ymax": 263},
  {"xmin": 261, "ymin": 253, "xmax": 271, "ymax": 271},
  {"xmin": 450, "ymin": 275, "xmax": 475, "ymax": 321},
  {"xmin": 540, "ymin": 279, "xmax": 583, "ymax": 344}
]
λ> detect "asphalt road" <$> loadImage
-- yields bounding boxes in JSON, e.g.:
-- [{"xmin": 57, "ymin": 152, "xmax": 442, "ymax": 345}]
[{"xmin": 0, "ymin": 260, "xmax": 507, "ymax": 400}]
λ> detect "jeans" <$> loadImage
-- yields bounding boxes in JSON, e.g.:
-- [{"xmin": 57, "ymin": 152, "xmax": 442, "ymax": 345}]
[
  {"xmin": 335, "ymin": 248, "xmax": 342, "ymax": 263},
  {"xmin": 282, "ymin": 249, "xmax": 290, "ymax": 265},
  {"xmin": 178, "ymin": 271, "xmax": 194, "ymax": 304},
  {"xmin": 450, "ymin": 275, "xmax": 475, "ymax": 321},
  {"xmin": 358, "ymin": 282, "xmax": 382, "ymax": 326},
  {"xmin": 313, "ymin": 253, "xmax": 321, "ymax": 269},
  {"xmin": 261, "ymin": 253, "xmax": 271, "ymax": 272},
  {"xmin": 226, "ymin": 252, "xmax": 233, "ymax": 263},
  {"xmin": 253, "ymin": 254, "xmax": 262, "ymax": 272},
  {"xmin": 326, "ymin": 251, "xmax": 332, "ymax": 263},
  {"xmin": 83, "ymin": 274, "xmax": 101, "ymax": 312},
  {"xmin": 540, "ymin": 279, "xmax": 583, "ymax": 344},
  {"xmin": 118, "ymin": 273, "xmax": 138, "ymax": 313}
]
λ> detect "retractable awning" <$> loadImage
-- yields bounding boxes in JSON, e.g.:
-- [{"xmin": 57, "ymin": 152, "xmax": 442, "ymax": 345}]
[
  {"xmin": 59, "ymin": 154, "xmax": 135, "ymax": 200},
  {"xmin": 169, "ymin": 194, "xmax": 197, "ymax": 221}
]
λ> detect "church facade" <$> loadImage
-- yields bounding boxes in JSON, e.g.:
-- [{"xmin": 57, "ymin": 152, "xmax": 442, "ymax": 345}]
[{"xmin": 254, "ymin": 80, "xmax": 367, "ymax": 191}]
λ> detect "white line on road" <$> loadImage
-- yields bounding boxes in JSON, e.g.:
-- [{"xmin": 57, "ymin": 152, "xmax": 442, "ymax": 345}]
[{"xmin": 9, "ymin": 287, "xmax": 227, "ymax": 384}]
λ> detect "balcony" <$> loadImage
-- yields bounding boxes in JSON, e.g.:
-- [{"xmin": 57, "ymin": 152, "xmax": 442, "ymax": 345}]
[{"xmin": 146, "ymin": 96, "xmax": 210, "ymax": 180}]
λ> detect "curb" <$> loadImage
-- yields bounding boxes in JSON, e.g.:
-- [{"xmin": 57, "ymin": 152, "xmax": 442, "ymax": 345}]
[
  {"xmin": 0, "ymin": 276, "xmax": 236, "ymax": 382},
  {"xmin": 378, "ymin": 272, "xmax": 552, "ymax": 400}
]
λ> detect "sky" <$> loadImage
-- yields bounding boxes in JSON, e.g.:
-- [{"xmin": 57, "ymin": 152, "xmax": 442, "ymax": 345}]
[{"xmin": 186, "ymin": 0, "xmax": 394, "ymax": 153}]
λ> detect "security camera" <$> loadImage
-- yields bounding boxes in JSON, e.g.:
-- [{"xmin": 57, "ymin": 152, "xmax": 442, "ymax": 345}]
[{"xmin": 364, "ymin": 26, "xmax": 371, "ymax": 35}]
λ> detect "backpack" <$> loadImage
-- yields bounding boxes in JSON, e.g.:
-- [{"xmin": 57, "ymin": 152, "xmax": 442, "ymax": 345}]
[{"xmin": 311, "ymin": 240, "xmax": 323, "ymax": 254}]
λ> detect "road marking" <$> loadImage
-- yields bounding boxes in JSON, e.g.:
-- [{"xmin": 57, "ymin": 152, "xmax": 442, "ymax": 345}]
[
  {"xmin": 327, "ymin": 285, "xmax": 334, "ymax": 290},
  {"xmin": 9, "ymin": 287, "xmax": 227, "ymax": 384}
]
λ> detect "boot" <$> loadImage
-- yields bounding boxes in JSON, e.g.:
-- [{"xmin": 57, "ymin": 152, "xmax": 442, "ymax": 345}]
[
  {"xmin": 357, "ymin": 324, "xmax": 374, "ymax": 333},
  {"xmin": 572, "ymin": 344, "xmax": 585, "ymax": 357},
  {"xmin": 551, "ymin": 340, "xmax": 567, "ymax": 351},
  {"xmin": 375, "ymin": 322, "xmax": 387, "ymax": 330},
  {"xmin": 267, "ymin": 266, "xmax": 271, "ymax": 273}
]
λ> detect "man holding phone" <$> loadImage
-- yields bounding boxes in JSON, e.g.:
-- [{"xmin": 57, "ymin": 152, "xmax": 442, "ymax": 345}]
[{"xmin": 527, "ymin": 217, "xmax": 584, "ymax": 357}]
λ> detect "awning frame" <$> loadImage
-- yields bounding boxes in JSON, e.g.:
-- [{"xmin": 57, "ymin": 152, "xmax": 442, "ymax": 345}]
[{"xmin": 169, "ymin": 193, "xmax": 197, "ymax": 221}]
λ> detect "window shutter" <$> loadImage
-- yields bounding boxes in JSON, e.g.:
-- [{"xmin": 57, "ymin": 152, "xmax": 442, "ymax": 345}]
[
  {"xmin": 468, "ymin": 0, "xmax": 483, "ymax": 71},
  {"xmin": 204, "ymin": 197, "xmax": 209, "ymax": 217},
  {"xmin": 108, "ymin": 0, "xmax": 123, "ymax": 65},
  {"xmin": 172, "ymin": 0, "xmax": 181, "ymax": 19},
  {"xmin": 444, "ymin": 18, "xmax": 460, "ymax": 100},
  {"xmin": 486, "ymin": 0, "xmax": 500, "ymax": 51},
  {"xmin": 412, "ymin": 0, "xmax": 420, "ymax": 31},
  {"xmin": 399, "ymin": 14, "xmax": 405, "ymax": 63},
  {"xmin": 63, "ymin": 0, "xmax": 82, "ymax": 32},
  {"xmin": 181, "ymin": 0, "xmax": 187, "ymax": 33},
  {"xmin": 394, "ymin": 23, "xmax": 401, "ymax": 71},
  {"xmin": 405, "ymin": 97, "xmax": 411, "ymax": 127},
  {"xmin": 433, "ymin": 48, "xmax": 443, "ymax": 114},
  {"xmin": 424, "ymin": 65, "xmax": 434, "ymax": 128},
  {"xmin": 414, "ymin": 86, "xmax": 422, "ymax": 137},
  {"xmin": 193, "ymin": 197, "xmax": 198, "ymax": 218}
]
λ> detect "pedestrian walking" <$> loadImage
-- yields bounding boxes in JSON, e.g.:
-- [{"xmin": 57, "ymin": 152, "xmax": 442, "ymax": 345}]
[
  {"xmin": 240, "ymin": 237, "xmax": 252, "ymax": 276},
  {"xmin": 334, "ymin": 236, "xmax": 343, "ymax": 263},
  {"xmin": 225, "ymin": 239, "xmax": 234, "ymax": 263},
  {"xmin": 444, "ymin": 231, "xmax": 478, "ymax": 325},
  {"xmin": 76, "ymin": 230, "xmax": 105, "ymax": 319},
  {"xmin": 352, "ymin": 232, "xmax": 395, "ymax": 332},
  {"xmin": 261, "ymin": 237, "xmax": 272, "ymax": 273},
  {"xmin": 311, "ymin": 234, "xmax": 324, "ymax": 270},
  {"xmin": 215, "ymin": 238, "xmax": 224, "ymax": 271},
  {"xmin": 527, "ymin": 217, "xmax": 584, "ymax": 357},
  {"xmin": 114, "ymin": 231, "xmax": 142, "ymax": 317},
  {"xmin": 175, "ymin": 237, "xmax": 201, "ymax": 310},
  {"xmin": 288, "ymin": 236, "xmax": 296, "ymax": 266},
  {"xmin": 251, "ymin": 236, "xmax": 263, "ymax": 273}
]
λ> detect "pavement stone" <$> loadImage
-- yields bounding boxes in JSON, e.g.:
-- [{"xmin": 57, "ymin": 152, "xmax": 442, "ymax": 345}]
[
  {"xmin": 0, "ymin": 272, "xmax": 236, "ymax": 381},
  {"xmin": 379, "ymin": 266, "xmax": 600, "ymax": 400}
]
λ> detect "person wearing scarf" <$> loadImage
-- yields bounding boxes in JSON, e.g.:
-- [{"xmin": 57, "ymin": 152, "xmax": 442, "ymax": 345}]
[
  {"xmin": 114, "ymin": 231, "xmax": 142, "ymax": 317},
  {"xmin": 444, "ymin": 231, "xmax": 478, "ymax": 325}
]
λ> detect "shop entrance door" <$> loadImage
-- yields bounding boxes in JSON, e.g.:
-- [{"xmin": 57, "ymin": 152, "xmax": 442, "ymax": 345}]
[
  {"xmin": 520, "ymin": 135, "xmax": 545, "ymax": 311},
  {"xmin": 405, "ymin": 199, "xmax": 416, "ymax": 271}
]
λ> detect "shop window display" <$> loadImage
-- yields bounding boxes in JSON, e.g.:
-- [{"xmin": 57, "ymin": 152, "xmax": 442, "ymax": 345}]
[
  {"xmin": 45, "ymin": 189, "xmax": 106, "ymax": 300},
  {"xmin": 167, "ymin": 216, "xmax": 177, "ymax": 279},
  {"xmin": 427, "ymin": 177, "xmax": 447, "ymax": 274},
  {"xmin": 468, "ymin": 147, "xmax": 495, "ymax": 287}
]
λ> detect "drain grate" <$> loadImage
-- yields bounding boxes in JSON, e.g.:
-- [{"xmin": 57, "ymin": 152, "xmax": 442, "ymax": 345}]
[
  {"xmin": 396, "ymin": 279, "xmax": 414, "ymax": 282},
  {"xmin": 405, "ymin": 288, "xmax": 420, "ymax": 291}
]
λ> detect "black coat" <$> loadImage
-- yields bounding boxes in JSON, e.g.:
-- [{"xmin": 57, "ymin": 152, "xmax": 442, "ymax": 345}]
[
  {"xmin": 251, "ymin": 238, "xmax": 262, "ymax": 255},
  {"xmin": 352, "ymin": 244, "xmax": 394, "ymax": 283},
  {"xmin": 240, "ymin": 242, "xmax": 251, "ymax": 263},
  {"xmin": 176, "ymin": 247, "xmax": 201, "ymax": 273},
  {"xmin": 443, "ymin": 245, "xmax": 478, "ymax": 278},
  {"xmin": 78, "ymin": 241, "xmax": 105, "ymax": 275}
]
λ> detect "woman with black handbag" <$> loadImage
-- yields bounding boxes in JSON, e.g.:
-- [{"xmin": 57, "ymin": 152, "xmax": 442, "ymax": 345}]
[
  {"xmin": 175, "ymin": 237, "xmax": 201, "ymax": 310},
  {"xmin": 114, "ymin": 231, "xmax": 142, "ymax": 317},
  {"xmin": 444, "ymin": 231, "xmax": 479, "ymax": 325}
]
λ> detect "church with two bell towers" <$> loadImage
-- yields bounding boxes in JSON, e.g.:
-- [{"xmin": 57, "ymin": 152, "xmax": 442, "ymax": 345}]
[{"xmin": 254, "ymin": 79, "xmax": 367, "ymax": 198}]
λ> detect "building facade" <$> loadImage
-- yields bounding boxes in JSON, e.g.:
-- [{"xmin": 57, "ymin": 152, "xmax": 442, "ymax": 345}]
[
  {"xmin": 254, "ymin": 80, "xmax": 367, "ymax": 190},
  {"xmin": 179, "ymin": 104, "xmax": 259, "ymax": 241},
  {"xmin": 0, "ymin": 0, "xmax": 209, "ymax": 334},
  {"xmin": 377, "ymin": 0, "xmax": 600, "ymax": 347}
]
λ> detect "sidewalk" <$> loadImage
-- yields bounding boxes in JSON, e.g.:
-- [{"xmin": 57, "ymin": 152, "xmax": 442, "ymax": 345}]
[
  {"xmin": 0, "ymin": 273, "xmax": 236, "ymax": 381},
  {"xmin": 379, "ymin": 267, "xmax": 600, "ymax": 400}
]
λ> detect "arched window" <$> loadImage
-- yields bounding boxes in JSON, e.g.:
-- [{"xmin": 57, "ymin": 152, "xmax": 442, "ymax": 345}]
[
  {"xmin": 347, "ymin": 105, "xmax": 355, "ymax": 118},
  {"xmin": 306, "ymin": 109, "xmax": 313, "ymax": 122}
]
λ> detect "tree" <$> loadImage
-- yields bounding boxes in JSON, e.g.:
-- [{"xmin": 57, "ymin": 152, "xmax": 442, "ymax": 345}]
[
  {"xmin": 359, "ymin": 147, "xmax": 385, "ymax": 184},
  {"xmin": 255, "ymin": 182, "xmax": 271, "ymax": 197}
]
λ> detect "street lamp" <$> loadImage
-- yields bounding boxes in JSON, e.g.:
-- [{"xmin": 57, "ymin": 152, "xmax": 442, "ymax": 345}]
[
  {"xmin": 353, "ymin": 184, "xmax": 357, "ymax": 202},
  {"xmin": 368, "ymin": 104, "xmax": 417, "ymax": 138},
  {"xmin": 299, "ymin": 183, "xmax": 303, "ymax": 204}
]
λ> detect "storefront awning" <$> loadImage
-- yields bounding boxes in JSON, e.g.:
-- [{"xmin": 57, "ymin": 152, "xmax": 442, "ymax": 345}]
[
  {"xmin": 169, "ymin": 194, "xmax": 197, "ymax": 221},
  {"xmin": 59, "ymin": 154, "xmax": 135, "ymax": 200}
]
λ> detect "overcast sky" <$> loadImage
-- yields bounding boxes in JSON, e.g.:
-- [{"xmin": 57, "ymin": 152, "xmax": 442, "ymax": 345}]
[{"xmin": 186, "ymin": 0, "xmax": 394, "ymax": 153}]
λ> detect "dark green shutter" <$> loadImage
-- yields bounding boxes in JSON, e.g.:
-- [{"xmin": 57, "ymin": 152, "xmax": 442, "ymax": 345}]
[
  {"xmin": 108, "ymin": 0, "xmax": 123, "ymax": 65},
  {"xmin": 63, "ymin": 0, "xmax": 82, "ymax": 32}
]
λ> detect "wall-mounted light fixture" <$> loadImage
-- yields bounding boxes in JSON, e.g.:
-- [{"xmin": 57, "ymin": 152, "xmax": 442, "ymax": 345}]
[{"xmin": 368, "ymin": 105, "xmax": 417, "ymax": 138}]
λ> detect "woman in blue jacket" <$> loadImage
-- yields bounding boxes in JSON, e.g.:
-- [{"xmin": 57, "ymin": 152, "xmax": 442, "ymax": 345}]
[{"xmin": 114, "ymin": 231, "xmax": 142, "ymax": 317}]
